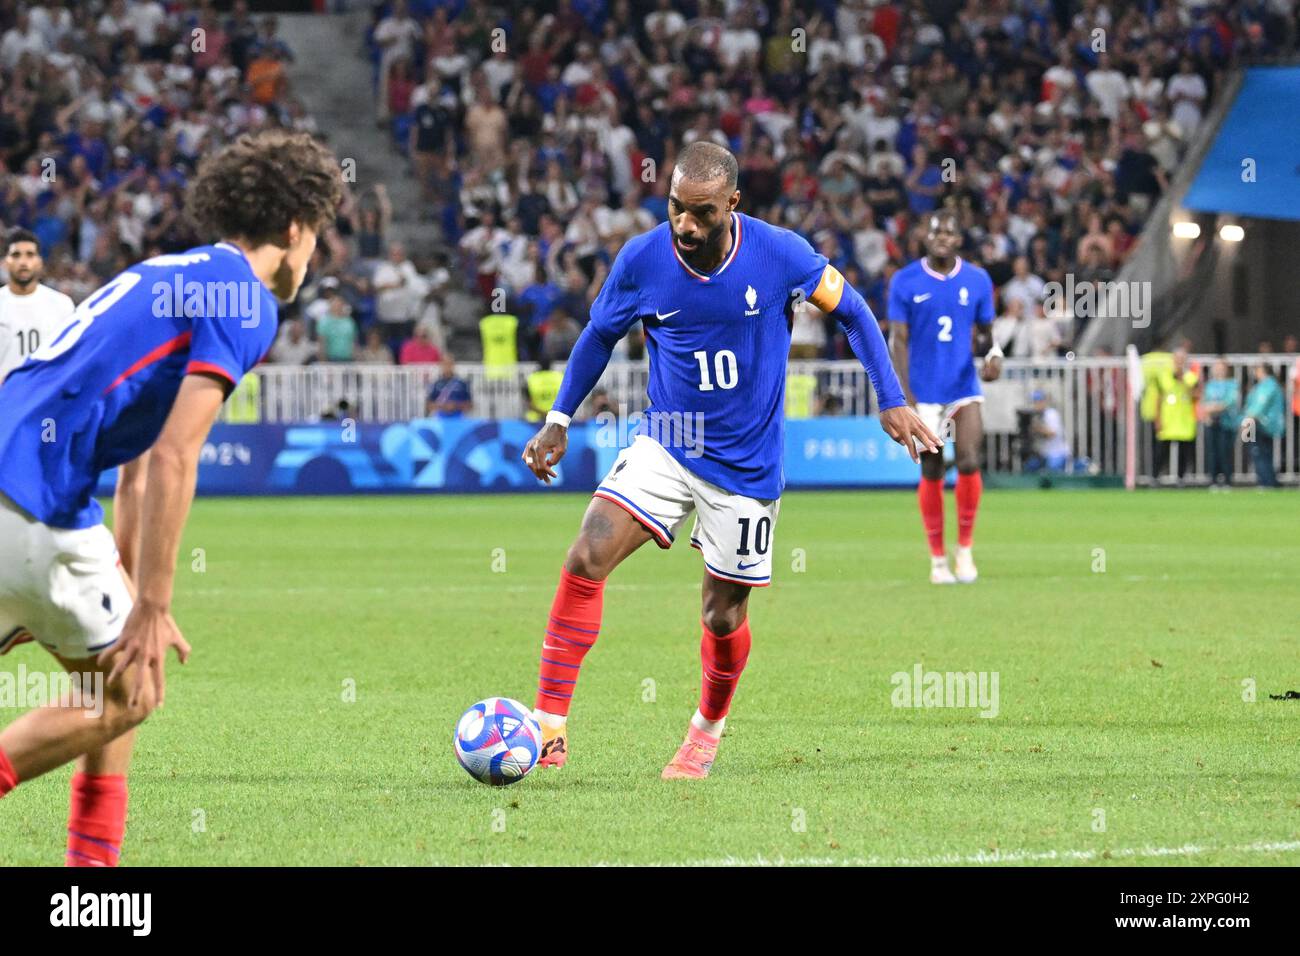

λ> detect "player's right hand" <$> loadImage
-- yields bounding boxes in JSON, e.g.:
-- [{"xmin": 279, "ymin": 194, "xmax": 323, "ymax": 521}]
[
  {"xmin": 99, "ymin": 600, "xmax": 191, "ymax": 709},
  {"xmin": 522, "ymin": 423, "xmax": 568, "ymax": 484},
  {"xmin": 880, "ymin": 405, "xmax": 943, "ymax": 464}
]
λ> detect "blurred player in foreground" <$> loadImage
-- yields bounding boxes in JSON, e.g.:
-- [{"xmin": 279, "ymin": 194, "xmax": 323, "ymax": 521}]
[
  {"xmin": 0, "ymin": 130, "xmax": 341, "ymax": 865},
  {"xmin": 888, "ymin": 210, "xmax": 1000, "ymax": 585},
  {"xmin": 521, "ymin": 142, "xmax": 940, "ymax": 779},
  {"xmin": 0, "ymin": 228, "xmax": 76, "ymax": 384}
]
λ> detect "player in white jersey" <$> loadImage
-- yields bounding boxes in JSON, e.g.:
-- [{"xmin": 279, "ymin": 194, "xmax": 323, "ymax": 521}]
[{"xmin": 0, "ymin": 229, "xmax": 76, "ymax": 383}]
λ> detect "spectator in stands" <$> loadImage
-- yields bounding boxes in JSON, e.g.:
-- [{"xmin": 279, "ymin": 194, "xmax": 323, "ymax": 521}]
[
  {"xmin": 464, "ymin": 84, "xmax": 508, "ymax": 173},
  {"xmin": 246, "ymin": 44, "xmax": 287, "ymax": 106},
  {"xmin": 1167, "ymin": 57, "xmax": 1208, "ymax": 135},
  {"xmin": 355, "ymin": 187, "xmax": 392, "ymax": 263},
  {"xmin": 1028, "ymin": 390, "xmax": 1070, "ymax": 472},
  {"xmin": 1002, "ymin": 257, "xmax": 1045, "ymax": 318},
  {"xmin": 542, "ymin": 310, "xmax": 580, "ymax": 364},
  {"xmin": 1241, "ymin": 364, "xmax": 1285, "ymax": 488},
  {"xmin": 1154, "ymin": 347, "xmax": 1201, "ymax": 483},
  {"xmin": 357, "ymin": 328, "xmax": 394, "ymax": 365},
  {"xmin": 610, "ymin": 325, "xmax": 646, "ymax": 364},
  {"xmin": 992, "ymin": 298, "xmax": 1027, "ymax": 358},
  {"xmin": 517, "ymin": 263, "xmax": 563, "ymax": 360},
  {"xmin": 585, "ymin": 386, "xmax": 615, "ymax": 421},
  {"xmin": 1087, "ymin": 53, "xmax": 1130, "ymax": 120},
  {"xmin": 459, "ymin": 208, "xmax": 512, "ymax": 301},
  {"xmin": 410, "ymin": 84, "xmax": 452, "ymax": 207},
  {"xmin": 399, "ymin": 321, "xmax": 442, "ymax": 366},
  {"xmin": 1025, "ymin": 303, "xmax": 1066, "ymax": 360},
  {"xmin": 316, "ymin": 293, "xmax": 359, "ymax": 363},
  {"xmin": 373, "ymin": 240, "xmax": 419, "ymax": 353},
  {"xmin": 789, "ymin": 298, "xmax": 827, "ymax": 361},
  {"xmin": 426, "ymin": 355, "xmax": 472, "ymax": 418},
  {"xmin": 1201, "ymin": 359, "xmax": 1241, "ymax": 489},
  {"xmin": 374, "ymin": 0, "xmax": 420, "ymax": 123},
  {"xmin": 269, "ymin": 317, "xmax": 317, "ymax": 366},
  {"xmin": 524, "ymin": 356, "xmax": 564, "ymax": 422}
]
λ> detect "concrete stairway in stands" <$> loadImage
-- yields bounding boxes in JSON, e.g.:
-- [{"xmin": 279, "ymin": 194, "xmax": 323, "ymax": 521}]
[{"xmin": 278, "ymin": 10, "xmax": 430, "ymax": 254}]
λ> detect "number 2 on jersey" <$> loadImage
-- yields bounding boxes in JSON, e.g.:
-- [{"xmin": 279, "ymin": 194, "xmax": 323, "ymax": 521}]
[{"xmin": 937, "ymin": 316, "xmax": 953, "ymax": 342}]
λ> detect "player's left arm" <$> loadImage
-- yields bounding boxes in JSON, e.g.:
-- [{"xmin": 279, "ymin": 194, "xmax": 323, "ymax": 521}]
[
  {"xmin": 523, "ymin": 244, "xmax": 640, "ymax": 483},
  {"xmin": 805, "ymin": 262, "xmax": 941, "ymax": 461},
  {"xmin": 113, "ymin": 452, "xmax": 150, "ymax": 581},
  {"xmin": 101, "ymin": 278, "xmax": 269, "ymax": 704},
  {"xmin": 975, "ymin": 274, "xmax": 1001, "ymax": 382},
  {"xmin": 101, "ymin": 374, "xmax": 226, "ymax": 705}
]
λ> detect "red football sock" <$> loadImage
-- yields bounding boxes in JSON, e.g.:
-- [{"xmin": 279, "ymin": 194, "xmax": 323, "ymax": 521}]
[
  {"xmin": 699, "ymin": 618, "xmax": 752, "ymax": 722},
  {"xmin": 918, "ymin": 477, "xmax": 946, "ymax": 557},
  {"xmin": 955, "ymin": 471, "xmax": 982, "ymax": 548},
  {"xmin": 0, "ymin": 746, "xmax": 18, "ymax": 798},
  {"xmin": 67, "ymin": 772, "xmax": 127, "ymax": 867},
  {"xmin": 535, "ymin": 567, "xmax": 605, "ymax": 717}
]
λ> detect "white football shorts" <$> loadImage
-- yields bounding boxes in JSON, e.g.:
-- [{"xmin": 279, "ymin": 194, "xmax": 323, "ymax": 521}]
[
  {"xmin": 916, "ymin": 395, "xmax": 984, "ymax": 443},
  {"xmin": 593, "ymin": 434, "xmax": 780, "ymax": 587},
  {"xmin": 0, "ymin": 493, "xmax": 131, "ymax": 660}
]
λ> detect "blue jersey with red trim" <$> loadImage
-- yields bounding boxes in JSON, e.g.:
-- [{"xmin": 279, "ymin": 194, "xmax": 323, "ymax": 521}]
[
  {"xmin": 0, "ymin": 243, "xmax": 278, "ymax": 529},
  {"xmin": 554, "ymin": 212, "xmax": 902, "ymax": 499},
  {"xmin": 887, "ymin": 257, "xmax": 995, "ymax": 405}
]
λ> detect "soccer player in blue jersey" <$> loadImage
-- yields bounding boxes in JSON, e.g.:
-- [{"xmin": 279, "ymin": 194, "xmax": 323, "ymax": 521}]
[
  {"xmin": 0, "ymin": 130, "xmax": 341, "ymax": 865},
  {"xmin": 520, "ymin": 142, "xmax": 941, "ymax": 779},
  {"xmin": 888, "ymin": 210, "xmax": 1002, "ymax": 585}
]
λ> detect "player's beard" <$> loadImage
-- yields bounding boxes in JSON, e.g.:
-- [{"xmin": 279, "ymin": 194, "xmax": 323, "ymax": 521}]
[
  {"xmin": 676, "ymin": 217, "xmax": 730, "ymax": 271},
  {"xmin": 8, "ymin": 272, "xmax": 37, "ymax": 293}
]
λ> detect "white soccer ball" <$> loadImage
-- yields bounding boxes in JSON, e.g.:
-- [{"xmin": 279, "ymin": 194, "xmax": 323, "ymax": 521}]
[{"xmin": 453, "ymin": 697, "xmax": 543, "ymax": 786}]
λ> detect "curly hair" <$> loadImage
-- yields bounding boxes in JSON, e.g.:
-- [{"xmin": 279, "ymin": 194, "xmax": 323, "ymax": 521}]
[{"xmin": 185, "ymin": 129, "xmax": 342, "ymax": 244}]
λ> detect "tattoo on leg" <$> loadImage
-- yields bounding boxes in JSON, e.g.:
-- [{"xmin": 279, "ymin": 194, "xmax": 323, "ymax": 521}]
[{"xmin": 584, "ymin": 509, "xmax": 614, "ymax": 542}]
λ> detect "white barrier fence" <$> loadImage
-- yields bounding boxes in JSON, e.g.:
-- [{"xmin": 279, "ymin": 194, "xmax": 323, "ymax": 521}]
[{"xmin": 228, "ymin": 356, "xmax": 1299, "ymax": 486}]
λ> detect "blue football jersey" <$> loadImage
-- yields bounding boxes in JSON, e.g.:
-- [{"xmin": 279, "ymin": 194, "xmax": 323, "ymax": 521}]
[
  {"xmin": 887, "ymin": 257, "xmax": 995, "ymax": 405},
  {"xmin": 562, "ymin": 213, "xmax": 859, "ymax": 499},
  {"xmin": 0, "ymin": 243, "xmax": 278, "ymax": 529}
]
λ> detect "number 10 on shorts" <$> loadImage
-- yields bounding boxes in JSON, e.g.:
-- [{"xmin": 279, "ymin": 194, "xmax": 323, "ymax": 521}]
[{"xmin": 736, "ymin": 516, "xmax": 771, "ymax": 556}]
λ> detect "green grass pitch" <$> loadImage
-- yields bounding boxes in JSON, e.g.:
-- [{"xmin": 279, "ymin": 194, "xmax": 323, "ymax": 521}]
[{"xmin": 1, "ymin": 489, "xmax": 1297, "ymax": 866}]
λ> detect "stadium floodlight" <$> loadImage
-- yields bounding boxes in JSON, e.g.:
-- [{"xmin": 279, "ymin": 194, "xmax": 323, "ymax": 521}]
[
  {"xmin": 1218, "ymin": 224, "xmax": 1245, "ymax": 242},
  {"xmin": 1172, "ymin": 221, "xmax": 1201, "ymax": 239}
]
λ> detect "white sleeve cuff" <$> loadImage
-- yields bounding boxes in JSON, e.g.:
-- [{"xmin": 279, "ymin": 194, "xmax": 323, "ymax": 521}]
[
  {"xmin": 545, "ymin": 410, "xmax": 572, "ymax": 428},
  {"xmin": 985, "ymin": 342, "xmax": 1004, "ymax": 360}
]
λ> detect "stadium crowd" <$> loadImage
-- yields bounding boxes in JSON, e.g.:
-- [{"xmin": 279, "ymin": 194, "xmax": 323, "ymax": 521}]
[
  {"xmin": 362, "ymin": 0, "xmax": 1295, "ymax": 367},
  {"xmin": 1, "ymin": 0, "xmax": 1296, "ymax": 370},
  {"xmin": 0, "ymin": 0, "xmax": 1296, "ymax": 476},
  {"xmin": 0, "ymin": 2, "xmax": 312, "ymax": 292},
  {"xmin": 0, "ymin": 0, "xmax": 450, "ymax": 369}
]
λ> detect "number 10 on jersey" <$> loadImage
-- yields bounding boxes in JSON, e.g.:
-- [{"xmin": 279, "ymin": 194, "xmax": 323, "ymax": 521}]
[{"xmin": 694, "ymin": 349, "xmax": 738, "ymax": 391}]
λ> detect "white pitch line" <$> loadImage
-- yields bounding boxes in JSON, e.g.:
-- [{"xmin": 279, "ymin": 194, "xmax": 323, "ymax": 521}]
[{"xmin": 630, "ymin": 839, "xmax": 1300, "ymax": 867}]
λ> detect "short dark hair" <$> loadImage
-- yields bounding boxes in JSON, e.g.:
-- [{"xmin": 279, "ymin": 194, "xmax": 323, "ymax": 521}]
[
  {"xmin": 675, "ymin": 141, "xmax": 738, "ymax": 193},
  {"xmin": 186, "ymin": 129, "xmax": 343, "ymax": 244},
  {"xmin": 4, "ymin": 227, "xmax": 39, "ymax": 255}
]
